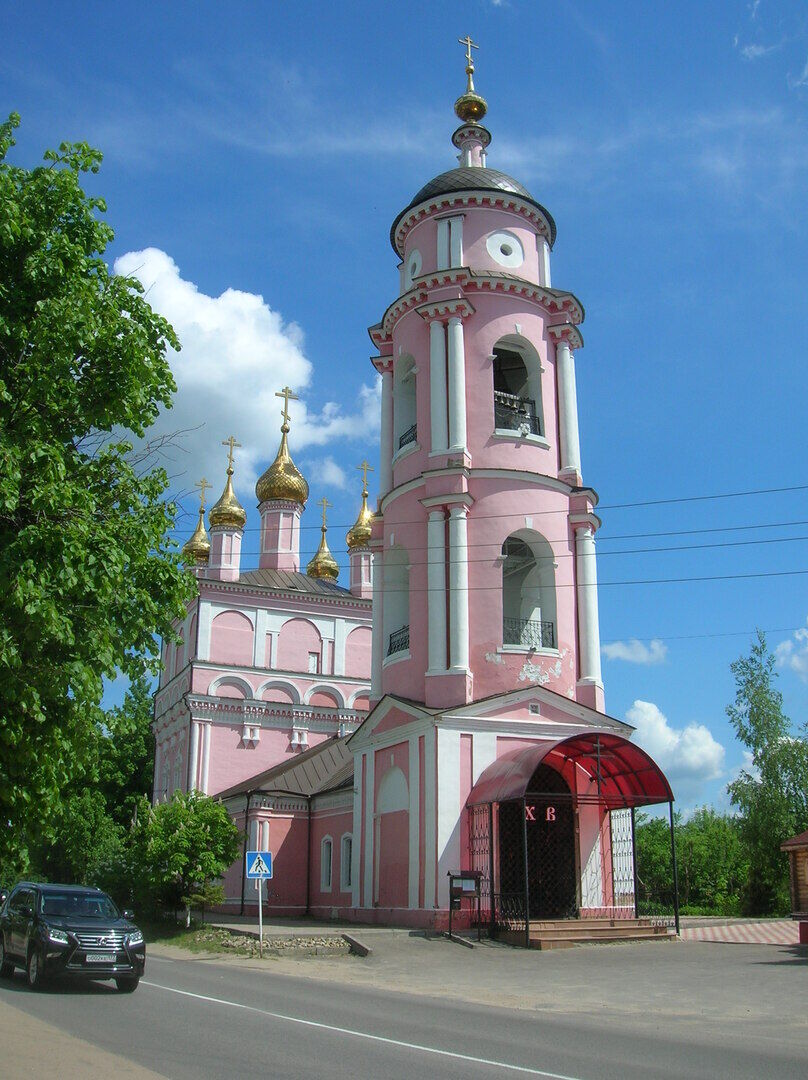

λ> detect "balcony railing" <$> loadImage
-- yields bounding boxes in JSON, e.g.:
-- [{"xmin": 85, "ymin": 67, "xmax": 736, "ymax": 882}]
[
  {"xmin": 398, "ymin": 423, "xmax": 417, "ymax": 449},
  {"xmin": 503, "ymin": 617, "xmax": 556, "ymax": 650},
  {"xmin": 387, "ymin": 625, "xmax": 410, "ymax": 656},
  {"xmin": 494, "ymin": 390, "xmax": 542, "ymax": 436}
]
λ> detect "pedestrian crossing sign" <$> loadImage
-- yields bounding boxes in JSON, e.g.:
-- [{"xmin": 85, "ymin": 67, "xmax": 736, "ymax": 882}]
[{"xmin": 246, "ymin": 850, "xmax": 273, "ymax": 878}]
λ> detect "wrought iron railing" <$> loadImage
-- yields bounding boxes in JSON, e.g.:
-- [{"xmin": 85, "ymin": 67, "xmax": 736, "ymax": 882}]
[
  {"xmin": 503, "ymin": 617, "xmax": 556, "ymax": 650},
  {"xmin": 387, "ymin": 625, "xmax": 410, "ymax": 656},
  {"xmin": 492, "ymin": 892, "xmax": 527, "ymax": 931},
  {"xmin": 494, "ymin": 390, "xmax": 542, "ymax": 436},
  {"xmin": 398, "ymin": 423, "xmax": 417, "ymax": 449}
]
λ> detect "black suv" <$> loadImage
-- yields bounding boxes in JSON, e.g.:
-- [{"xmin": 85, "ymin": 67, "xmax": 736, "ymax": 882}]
[{"xmin": 0, "ymin": 883, "xmax": 145, "ymax": 992}]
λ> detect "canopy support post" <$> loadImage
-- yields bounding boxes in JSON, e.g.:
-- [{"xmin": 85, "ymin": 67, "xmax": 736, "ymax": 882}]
[
  {"xmin": 522, "ymin": 798, "xmax": 530, "ymax": 949},
  {"xmin": 488, "ymin": 802, "xmax": 495, "ymax": 938},
  {"xmin": 631, "ymin": 806, "xmax": 639, "ymax": 919},
  {"xmin": 668, "ymin": 800, "xmax": 680, "ymax": 936}
]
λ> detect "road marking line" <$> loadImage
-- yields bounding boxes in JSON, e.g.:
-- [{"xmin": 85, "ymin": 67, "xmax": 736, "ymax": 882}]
[{"xmin": 141, "ymin": 980, "xmax": 585, "ymax": 1079}]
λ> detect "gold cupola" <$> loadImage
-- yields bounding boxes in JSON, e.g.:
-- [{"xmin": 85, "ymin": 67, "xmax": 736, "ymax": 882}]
[
  {"xmin": 346, "ymin": 462, "xmax": 375, "ymax": 551},
  {"xmin": 307, "ymin": 497, "xmax": 340, "ymax": 581},
  {"xmin": 454, "ymin": 34, "xmax": 487, "ymax": 124},
  {"xmin": 209, "ymin": 435, "xmax": 247, "ymax": 529},
  {"xmin": 182, "ymin": 478, "xmax": 212, "ymax": 565},
  {"xmin": 255, "ymin": 386, "xmax": 309, "ymax": 506}
]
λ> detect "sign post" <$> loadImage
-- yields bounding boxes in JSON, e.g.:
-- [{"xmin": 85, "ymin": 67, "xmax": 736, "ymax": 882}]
[{"xmin": 245, "ymin": 850, "xmax": 273, "ymax": 958}]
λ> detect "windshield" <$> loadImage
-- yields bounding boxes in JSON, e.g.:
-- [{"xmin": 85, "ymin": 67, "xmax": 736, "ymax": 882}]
[{"xmin": 39, "ymin": 891, "xmax": 120, "ymax": 920}]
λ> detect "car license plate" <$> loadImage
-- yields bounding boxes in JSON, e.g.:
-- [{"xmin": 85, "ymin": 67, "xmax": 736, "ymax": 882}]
[{"xmin": 86, "ymin": 953, "xmax": 114, "ymax": 963}]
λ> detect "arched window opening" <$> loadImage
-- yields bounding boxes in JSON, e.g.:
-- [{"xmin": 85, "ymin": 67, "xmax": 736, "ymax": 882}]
[
  {"xmin": 321, "ymin": 837, "xmax": 333, "ymax": 892},
  {"xmin": 492, "ymin": 338, "xmax": 543, "ymax": 437},
  {"xmin": 501, "ymin": 531, "xmax": 557, "ymax": 650},
  {"xmin": 383, "ymin": 546, "xmax": 410, "ymax": 658},
  {"xmin": 340, "ymin": 834, "xmax": 353, "ymax": 891},
  {"xmin": 394, "ymin": 355, "xmax": 417, "ymax": 451}
]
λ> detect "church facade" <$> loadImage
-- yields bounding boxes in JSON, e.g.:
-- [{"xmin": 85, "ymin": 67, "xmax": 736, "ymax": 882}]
[{"xmin": 160, "ymin": 46, "xmax": 675, "ymax": 931}]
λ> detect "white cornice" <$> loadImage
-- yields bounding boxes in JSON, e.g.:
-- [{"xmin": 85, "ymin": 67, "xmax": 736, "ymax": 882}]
[
  {"xmin": 198, "ymin": 577, "xmax": 371, "ymax": 612},
  {"xmin": 394, "ymin": 193, "xmax": 554, "ymax": 256}
]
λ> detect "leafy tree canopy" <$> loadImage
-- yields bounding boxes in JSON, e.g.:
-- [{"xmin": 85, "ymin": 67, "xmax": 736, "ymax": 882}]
[
  {"xmin": 726, "ymin": 631, "xmax": 808, "ymax": 913},
  {"xmin": 0, "ymin": 113, "xmax": 193, "ymax": 870}
]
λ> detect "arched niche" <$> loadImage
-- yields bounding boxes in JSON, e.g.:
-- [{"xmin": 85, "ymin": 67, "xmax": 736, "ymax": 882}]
[
  {"xmin": 501, "ymin": 528, "xmax": 557, "ymax": 650},
  {"xmin": 382, "ymin": 546, "xmax": 410, "ymax": 659},
  {"xmin": 491, "ymin": 334, "xmax": 544, "ymax": 437},
  {"xmin": 210, "ymin": 610, "xmax": 254, "ymax": 667},
  {"xmin": 344, "ymin": 626, "xmax": 372, "ymax": 679},
  {"xmin": 393, "ymin": 354, "xmax": 417, "ymax": 452},
  {"xmin": 276, "ymin": 617, "xmax": 323, "ymax": 674}
]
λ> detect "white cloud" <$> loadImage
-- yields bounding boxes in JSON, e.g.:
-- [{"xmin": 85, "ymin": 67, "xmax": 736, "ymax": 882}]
[
  {"xmin": 626, "ymin": 700, "xmax": 725, "ymax": 782},
  {"xmin": 602, "ymin": 638, "xmax": 668, "ymax": 665},
  {"xmin": 740, "ymin": 43, "xmax": 777, "ymax": 60},
  {"xmin": 306, "ymin": 456, "xmax": 348, "ymax": 491},
  {"xmin": 789, "ymin": 55, "xmax": 808, "ymax": 88},
  {"xmin": 113, "ymin": 248, "xmax": 379, "ymax": 498},
  {"xmin": 775, "ymin": 623, "xmax": 808, "ymax": 681}
]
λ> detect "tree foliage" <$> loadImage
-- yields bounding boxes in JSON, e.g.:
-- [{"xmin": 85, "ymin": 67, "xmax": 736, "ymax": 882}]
[
  {"xmin": 131, "ymin": 791, "xmax": 241, "ymax": 925},
  {"xmin": 726, "ymin": 631, "xmax": 808, "ymax": 914},
  {"xmin": 0, "ymin": 113, "xmax": 193, "ymax": 868}
]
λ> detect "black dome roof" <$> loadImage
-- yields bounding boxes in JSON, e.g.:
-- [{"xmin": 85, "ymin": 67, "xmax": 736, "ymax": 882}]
[{"xmin": 391, "ymin": 166, "xmax": 556, "ymax": 253}]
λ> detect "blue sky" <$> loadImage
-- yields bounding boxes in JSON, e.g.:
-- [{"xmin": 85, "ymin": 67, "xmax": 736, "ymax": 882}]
[{"xmin": 4, "ymin": 0, "xmax": 808, "ymax": 810}]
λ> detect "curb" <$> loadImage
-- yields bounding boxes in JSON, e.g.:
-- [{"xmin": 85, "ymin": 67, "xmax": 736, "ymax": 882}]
[{"xmin": 343, "ymin": 933, "xmax": 373, "ymax": 957}]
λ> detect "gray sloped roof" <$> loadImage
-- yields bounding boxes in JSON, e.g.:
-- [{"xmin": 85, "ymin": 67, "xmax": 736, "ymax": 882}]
[
  {"xmin": 217, "ymin": 736, "xmax": 352, "ymax": 801},
  {"xmin": 238, "ymin": 567, "xmax": 363, "ymax": 600},
  {"xmin": 391, "ymin": 166, "xmax": 557, "ymax": 252}
]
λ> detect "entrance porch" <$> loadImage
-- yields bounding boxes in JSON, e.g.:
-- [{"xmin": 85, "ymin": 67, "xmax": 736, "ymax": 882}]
[{"xmin": 465, "ymin": 731, "xmax": 679, "ymax": 947}]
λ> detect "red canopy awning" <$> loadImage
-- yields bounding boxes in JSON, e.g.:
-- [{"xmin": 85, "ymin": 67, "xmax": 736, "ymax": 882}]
[{"xmin": 466, "ymin": 731, "xmax": 673, "ymax": 809}]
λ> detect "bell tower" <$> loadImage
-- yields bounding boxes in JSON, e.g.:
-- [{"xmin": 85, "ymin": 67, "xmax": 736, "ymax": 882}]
[{"xmin": 369, "ymin": 40, "xmax": 604, "ymax": 712}]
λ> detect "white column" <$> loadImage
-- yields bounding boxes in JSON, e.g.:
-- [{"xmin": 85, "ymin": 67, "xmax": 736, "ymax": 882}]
[
  {"xmin": 448, "ymin": 506, "xmax": 469, "ymax": 671},
  {"xmin": 333, "ymin": 618, "xmax": 347, "ymax": 676},
  {"xmin": 362, "ymin": 750, "xmax": 375, "ymax": 907},
  {"xmin": 408, "ymin": 736, "xmax": 420, "ymax": 909},
  {"xmin": 351, "ymin": 764, "xmax": 362, "ymax": 908},
  {"xmin": 436, "ymin": 218, "xmax": 449, "ymax": 270},
  {"xmin": 427, "ymin": 510, "xmax": 447, "ymax": 672},
  {"xmin": 557, "ymin": 339, "xmax": 582, "ymax": 477},
  {"xmin": 260, "ymin": 820, "xmax": 270, "ymax": 850},
  {"xmin": 436, "ymin": 729, "xmax": 461, "ymax": 908},
  {"xmin": 429, "ymin": 320, "xmax": 448, "ymax": 453},
  {"xmin": 254, "ymin": 608, "xmax": 268, "ymax": 668},
  {"xmin": 449, "ymin": 216, "xmax": 463, "ymax": 267},
  {"xmin": 423, "ymin": 728, "xmax": 437, "ymax": 908},
  {"xmin": 540, "ymin": 237, "xmax": 552, "ymax": 287},
  {"xmin": 153, "ymin": 740, "xmax": 162, "ymax": 804},
  {"xmin": 188, "ymin": 721, "xmax": 200, "ymax": 791},
  {"xmin": 370, "ymin": 552, "xmax": 383, "ymax": 698},
  {"xmin": 200, "ymin": 722, "xmax": 211, "ymax": 794},
  {"xmin": 249, "ymin": 818, "xmax": 259, "ymax": 850},
  {"xmin": 447, "ymin": 316, "xmax": 467, "ymax": 453},
  {"xmin": 379, "ymin": 369, "xmax": 393, "ymax": 496},
  {"xmin": 576, "ymin": 526, "xmax": 603, "ymax": 686}
]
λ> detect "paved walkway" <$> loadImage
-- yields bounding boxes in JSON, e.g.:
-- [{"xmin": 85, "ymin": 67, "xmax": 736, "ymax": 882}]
[{"xmin": 680, "ymin": 919, "xmax": 799, "ymax": 944}]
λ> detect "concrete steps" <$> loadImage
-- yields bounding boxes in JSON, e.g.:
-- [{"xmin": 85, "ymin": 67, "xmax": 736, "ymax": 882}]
[{"xmin": 497, "ymin": 918, "xmax": 676, "ymax": 950}]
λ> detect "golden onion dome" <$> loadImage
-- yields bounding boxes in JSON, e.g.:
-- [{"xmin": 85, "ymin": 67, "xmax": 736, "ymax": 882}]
[
  {"xmin": 454, "ymin": 36, "xmax": 487, "ymax": 123},
  {"xmin": 307, "ymin": 525, "xmax": 339, "ymax": 581},
  {"xmin": 255, "ymin": 425, "xmax": 309, "ymax": 506},
  {"xmin": 182, "ymin": 507, "xmax": 211, "ymax": 565},
  {"xmin": 209, "ymin": 467, "xmax": 246, "ymax": 530},
  {"xmin": 346, "ymin": 484, "xmax": 374, "ymax": 551}
]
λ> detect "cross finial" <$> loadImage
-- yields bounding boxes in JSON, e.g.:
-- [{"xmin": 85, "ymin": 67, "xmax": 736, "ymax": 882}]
[
  {"xmin": 458, "ymin": 34, "xmax": 478, "ymax": 69},
  {"xmin": 318, "ymin": 496, "xmax": 332, "ymax": 529},
  {"xmin": 357, "ymin": 460, "xmax": 374, "ymax": 492},
  {"xmin": 222, "ymin": 435, "xmax": 241, "ymax": 472},
  {"xmin": 195, "ymin": 477, "xmax": 212, "ymax": 509},
  {"xmin": 275, "ymin": 386, "xmax": 298, "ymax": 429}
]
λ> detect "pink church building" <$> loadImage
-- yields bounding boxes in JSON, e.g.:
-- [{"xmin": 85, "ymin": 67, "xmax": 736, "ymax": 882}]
[{"xmin": 159, "ymin": 48, "xmax": 677, "ymax": 940}]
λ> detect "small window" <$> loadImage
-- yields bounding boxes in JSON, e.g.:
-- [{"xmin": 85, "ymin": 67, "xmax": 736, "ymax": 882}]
[
  {"xmin": 308, "ymin": 652, "xmax": 320, "ymax": 674},
  {"xmin": 341, "ymin": 835, "xmax": 353, "ymax": 891},
  {"xmin": 321, "ymin": 837, "xmax": 333, "ymax": 892}
]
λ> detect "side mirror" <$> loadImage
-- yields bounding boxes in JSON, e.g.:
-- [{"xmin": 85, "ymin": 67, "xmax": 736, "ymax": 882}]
[{"xmin": 123, "ymin": 909, "xmax": 135, "ymax": 921}]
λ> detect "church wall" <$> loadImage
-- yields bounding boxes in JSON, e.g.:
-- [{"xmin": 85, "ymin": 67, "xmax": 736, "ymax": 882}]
[
  {"xmin": 204, "ymin": 724, "xmax": 331, "ymax": 797},
  {"xmin": 209, "ymin": 610, "xmax": 254, "ymax": 666},
  {"xmin": 344, "ymin": 625, "xmax": 372, "ymax": 678},
  {"xmin": 308, "ymin": 804, "xmax": 354, "ymax": 914}
]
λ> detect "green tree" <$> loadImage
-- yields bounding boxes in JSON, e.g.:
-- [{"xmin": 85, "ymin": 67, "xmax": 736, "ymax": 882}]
[
  {"xmin": 727, "ymin": 631, "xmax": 808, "ymax": 914},
  {"xmin": 0, "ymin": 113, "xmax": 193, "ymax": 869},
  {"xmin": 29, "ymin": 789, "xmax": 124, "ymax": 887},
  {"xmin": 133, "ymin": 791, "xmax": 241, "ymax": 926},
  {"xmin": 97, "ymin": 674, "xmax": 157, "ymax": 830}
]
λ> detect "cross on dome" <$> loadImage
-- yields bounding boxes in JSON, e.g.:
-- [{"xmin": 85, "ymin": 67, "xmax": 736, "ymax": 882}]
[
  {"xmin": 357, "ymin": 460, "xmax": 374, "ymax": 494},
  {"xmin": 222, "ymin": 434, "xmax": 242, "ymax": 471},
  {"xmin": 276, "ymin": 385, "xmax": 298, "ymax": 430},
  {"xmin": 318, "ymin": 496, "xmax": 332, "ymax": 529},
  {"xmin": 454, "ymin": 33, "xmax": 487, "ymax": 124},
  {"xmin": 194, "ymin": 477, "xmax": 211, "ymax": 508}
]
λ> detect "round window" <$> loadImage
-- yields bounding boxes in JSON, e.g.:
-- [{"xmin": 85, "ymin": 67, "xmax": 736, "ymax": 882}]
[
  {"xmin": 406, "ymin": 248, "xmax": 422, "ymax": 286},
  {"xmin": 486, "ymin": 231, "xmax": 524, "ymax": 269}
]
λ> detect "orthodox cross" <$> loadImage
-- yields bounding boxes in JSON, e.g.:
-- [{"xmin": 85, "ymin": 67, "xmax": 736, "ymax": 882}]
[
  {"xmin": 195, "ymin": 477, "xmax": 211, "ymax": 509},
  {"xmin": 222, "ymin": 435, "xmax": 241, "ymax": 469},
  {"xmin": 318, "ymin": 496, "xmax": 332, "ymax": 529},
  {"xmin": 458, "ymin": 34, "xmax": 479, "ymax": 68},
  {"xmin": 275, "ymin": 386, "xmax": 298, "ymax": 426},
  {"xmin": 357, "ymin": 460, "xmax": 374, "ymax": 491}
]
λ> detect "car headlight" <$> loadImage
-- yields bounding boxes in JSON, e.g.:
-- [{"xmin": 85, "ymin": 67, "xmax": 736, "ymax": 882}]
[
  {"xmin": 48, "ymin": 928, "xmax": 69, "ymax": 944},
  {"xmin": 127, "ymin": 930, "xmax": 144, "ymax": 946}
]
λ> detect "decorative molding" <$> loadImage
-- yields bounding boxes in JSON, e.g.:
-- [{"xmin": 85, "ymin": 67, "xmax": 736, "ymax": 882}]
[
  {"xmin": 415, "ymin": 297, "xmax": 475, "ymax": 323},
  {"xmin": 392, "ymin": 192, "xmax": 554, "ymax": 257},
  {"xmin": 547, "ymin": 322, "xmax": 585, "ymax": 351}
]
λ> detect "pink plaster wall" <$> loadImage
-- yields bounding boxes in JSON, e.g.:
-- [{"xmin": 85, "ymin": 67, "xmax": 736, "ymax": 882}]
[
  {"xmin": 204, "ymin": 726, "xmax": 331, "ymax": 797},
  {"xmin": 277, "ymin": 618, "xmax": 322, "ymax": 674},
  {"xmin": 345, "ymin": 626, "xmax": 372, "ymax": 678},
  {"xmin": 309, "ymin": 690, "xmax": 340, "ymax": 708},
  {"xmin": 309, "ymin": 807, "xmax": 353, "ymax": 910},
  {"xmin": 210, "ymin": 610, "xmax": 254, "ymax": 666}
]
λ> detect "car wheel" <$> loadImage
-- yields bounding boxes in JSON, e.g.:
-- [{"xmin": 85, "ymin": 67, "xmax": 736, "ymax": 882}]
[
  {"xmin": 115, "ymin": 976, "xmax": 139, "ymax": 993},
  {"xmin": 0, "ymin": 936, "xmax": 14, "ymax": 978},
  {"xmin": 26, "ymin": 945, "xmax": 46, "ymax": 990}
]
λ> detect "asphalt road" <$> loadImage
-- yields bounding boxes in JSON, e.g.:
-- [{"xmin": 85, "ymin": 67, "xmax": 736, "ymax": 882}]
[{"xmin": 0, "ymin": 949, "xmax": 806, "ymax": 1080}]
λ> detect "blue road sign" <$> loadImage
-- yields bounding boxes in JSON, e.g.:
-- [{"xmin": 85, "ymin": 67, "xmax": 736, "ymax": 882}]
[{"xmin": 246, "ymin": 850, "xmax": 273, "ymax": 879}]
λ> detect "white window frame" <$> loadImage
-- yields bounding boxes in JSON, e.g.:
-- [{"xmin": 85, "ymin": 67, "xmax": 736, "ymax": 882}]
[
  {"xmin": 340, "ymin": 834, "xmax": 353, "ymax": 892},
  {"xmin": 321, "ymin": 836, "xmax": 333, "ymax": 892}
]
